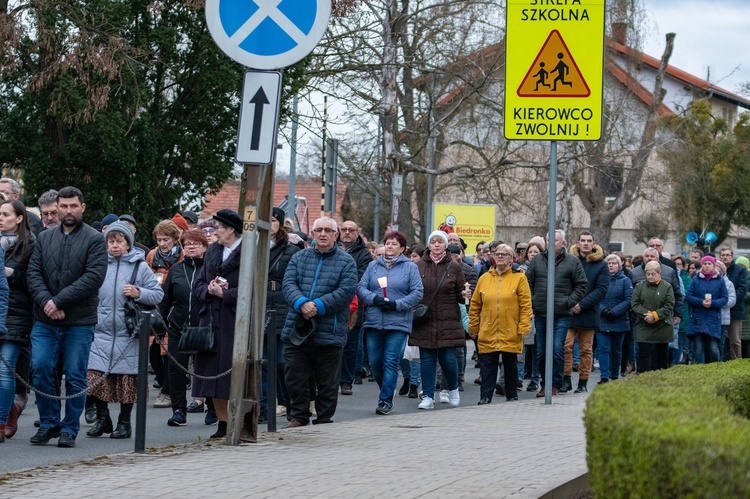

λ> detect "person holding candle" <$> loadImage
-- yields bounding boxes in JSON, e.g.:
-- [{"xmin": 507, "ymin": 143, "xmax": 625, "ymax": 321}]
[{"xmin": 358, "ymin": 231, "xmax": 423, "ymax": 415}]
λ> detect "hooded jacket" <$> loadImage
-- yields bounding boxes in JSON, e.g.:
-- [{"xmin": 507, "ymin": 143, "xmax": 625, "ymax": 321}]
[
  {"xmin": 568, "ymin": 243, "xmax": 610, "ymax": 330},
  {"xmin": 468, "ymin": 266, "xmax": 532, "ymax": 354},
  {"xmin": 88, "ymin": 249, "xmax": 164, "ymax": 374},
  {"xmin": 358, "ymin": 254, "xmax": 424, "ymax": 334},
  {"xmin": 525, "ymin": 247, "xmax": 588, "ymax": 318}
]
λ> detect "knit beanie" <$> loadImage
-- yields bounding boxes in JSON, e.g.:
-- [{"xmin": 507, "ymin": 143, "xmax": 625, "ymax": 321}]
[
  {"xmin": 427, "ymin": 230, "xmax": 449, "ymax": 246},
  {"xmin": 701, "ymin": 255, "xmax": 716, "ymax": 266},
  {"xmin": 736, "ymin": 256, "xmax": 750, "ymax": 270},
  {"xmin": 171, "ymin": 213, "xmax": 189, "ymax": 231},
  {"xmin": 528, "ymin": 235, "xmax": 546, "ymax": 252},
  {"xmin": 105, "ymin": 221, "xmax": 135, "ymax": 250}
]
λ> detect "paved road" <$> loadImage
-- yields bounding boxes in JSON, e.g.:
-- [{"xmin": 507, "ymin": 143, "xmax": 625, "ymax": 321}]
[{"xmin": 1, "ymin": 343, "xmax": 597, "ymax": 474}]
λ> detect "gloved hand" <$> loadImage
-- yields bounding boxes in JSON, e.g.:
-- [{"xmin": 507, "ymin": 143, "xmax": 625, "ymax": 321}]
[
  {"xmin": 373, "ymin": 296, "xmax": 387, "ymax": 308},
  {"xmin": 382, "ymin": 300, "xmax": 398, "ymax": 311},
  {"xmin": 603, "ymin": 309, "xmax": 616, "ymax": 320}
]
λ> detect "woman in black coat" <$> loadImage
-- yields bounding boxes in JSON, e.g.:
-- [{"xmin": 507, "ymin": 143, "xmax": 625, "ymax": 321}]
[
  {"xmin": 0, "ymin": 200, "xmax": 34, "ymax": 441},
  {"xmin": 192, "ymin": 210, "xmax": 242, "ymax": 439},
  {"xmin": 159, "ymin": 229, "xmax": 208, "ymax": 427},
  {"xmin": 259, "ymin": 208, "xmax": 300, "ymax": 422}
]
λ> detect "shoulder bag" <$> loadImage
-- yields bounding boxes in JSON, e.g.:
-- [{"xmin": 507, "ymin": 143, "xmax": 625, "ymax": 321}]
[
  {"xmin": 124, "ymin": 261, "xmax": 166, "ymax": 336},
  {"xmin": 177, "ymin": 264, "xmax": 216, "ymax": 354},
  {"xmin": 412, "ymin": 262, "xmax": 451, "ymax": 326}
]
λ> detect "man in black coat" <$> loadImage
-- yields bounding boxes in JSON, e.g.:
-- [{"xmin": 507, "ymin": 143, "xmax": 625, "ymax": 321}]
[
  {"xmin": 26, "ymin": 186, "xmax": 107, "ymax": 447},
  {"xmin": 338, "ymin": 220, "xmax": 373, "ymax": 394},
  {"xmin": 719, "ymin": 246, "xmax": 748, "ymax": 359},
  {"xmin": 563, "ymin": 232, "xmax": 610, "ymax": 394}
]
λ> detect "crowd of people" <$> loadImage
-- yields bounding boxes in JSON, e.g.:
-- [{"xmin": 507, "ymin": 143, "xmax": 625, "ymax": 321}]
[{"xmin": 0, "ymin": 175, "xmax": 748, "ymax": 447}]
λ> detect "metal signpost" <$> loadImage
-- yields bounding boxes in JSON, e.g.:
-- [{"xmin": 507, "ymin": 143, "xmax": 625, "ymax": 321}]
[
  {"xmin": 504, "ymin": 0, "xmax": 605, "ymax": 404},
  {"xmin": 205, "ymin": 0, "xmax": 331, "ymax": 444}
]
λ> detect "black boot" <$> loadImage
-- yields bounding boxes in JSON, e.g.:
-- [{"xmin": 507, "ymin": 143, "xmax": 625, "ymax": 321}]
[
  {"xmin": 110, "ymin": 414, "xmax": 132, "ymax": 439},
  {"xmin": 574, "ymin": 379, "xmax": 588, "ymax": 393},
  {"xmin": 561, "ymin": 375, "xmax": 573, "ymax": 393},
  {"xmin": 399, "ymin": 377, "xmax": 410, "ymax": 396},
  {"xmin": 408, "ymin": 385, "xmax": 419, "ymax": 398},
  {"xmin": 86, "ymin": 409, "xmax": 113, "ymax": 437},
  {"xmin": 210, "ymin": 421, "xmax": 227, "ymax": 439}
]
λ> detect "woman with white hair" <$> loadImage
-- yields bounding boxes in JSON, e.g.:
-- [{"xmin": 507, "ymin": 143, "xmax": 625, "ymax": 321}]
[
  {"xmin": 631, "ymin": 260, "xmax": 675, "ymax": 372},
  {"xmin": 596, "ymin": 254, "xmax": 633, "ymax": 383}
]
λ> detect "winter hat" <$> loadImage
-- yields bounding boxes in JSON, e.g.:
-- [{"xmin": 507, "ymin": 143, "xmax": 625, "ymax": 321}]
[
  {"xmin": 105, "ymin": 221, "xmax": 134, "ymax": 249},
  {"xmin": 736, "ymin": 256, "xmax": 750, "ymax": 270},
  {"xmin": 119, "ymin": 214, "xmax": 137, "ymax": 226},
  {"xmin": 213, "ymin": 209, "xmax": 243, "ymax": 234},
  {"xmin": 427, "ymin": 230, "xmax": 449, "ymax": 246},
  {"xmin": 529, "ymin": 236, "xmax": 546, "ymax": 252},
  {"xmin": 101, "ymin": 213, "xmax": 119, "ymax": 228},
  {"xmin": 171, "ymin": 213, "xmax": 189, "ymax": 232},
  {"xmin": 701, "ymin": 255, "xmax": 716, "ymax": 266},
  {"xmin": 272, "ymin": 207, "xmax": 285, "ymax": 226}
]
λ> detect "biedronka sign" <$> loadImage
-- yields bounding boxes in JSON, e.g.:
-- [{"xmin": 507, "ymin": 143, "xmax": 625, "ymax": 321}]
[{"xmin": 504, "ymin": 0, "xmax": 605, "ymax": 141}]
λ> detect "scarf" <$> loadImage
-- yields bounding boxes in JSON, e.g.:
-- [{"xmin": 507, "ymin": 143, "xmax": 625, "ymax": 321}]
[
  {"xmin": 429, "ymin": 250, "xmax": 445, "ymax": 264},
  {"xmin": 0, "ymin": 232, "xmax": 18, "ymax": 252},
  {"xmin": 153, "ymin": 242, "xmax": 182, "ymax": 269},
  {"xmin": 383, "ymin": 253, "xmax": 398, "ymax": 269},
  {"xmin": 701, "ymin": 271, "xmax": 715, "ymax": 280}
]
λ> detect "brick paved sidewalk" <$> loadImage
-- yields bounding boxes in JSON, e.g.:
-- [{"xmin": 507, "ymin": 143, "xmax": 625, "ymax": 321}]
[{"xmin": 0, "ymin": 394, "xmax": 589, "ymax": 498}]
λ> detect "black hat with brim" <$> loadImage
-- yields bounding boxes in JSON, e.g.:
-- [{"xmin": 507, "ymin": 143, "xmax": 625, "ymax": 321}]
[
  {"xmin": 290, "ymin": 316, "xmax": 318, "ymax": 346},
  {"xmin": 213, "ymin": 209, "xmax": 243, "ymax": 234}
]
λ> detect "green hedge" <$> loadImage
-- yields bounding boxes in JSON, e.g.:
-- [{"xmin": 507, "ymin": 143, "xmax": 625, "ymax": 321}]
[{"xmin": 584, "ymin": 360, "xmax": 750, "ymax": 498}]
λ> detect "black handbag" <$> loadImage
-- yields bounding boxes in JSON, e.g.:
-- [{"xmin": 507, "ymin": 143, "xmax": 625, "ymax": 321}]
[
  {"xmin": 412, "ymin": 263, "xmax": 451, "ymax": 326},
  {"xmin": 176, "ymin": 264, "xmax": 216, "ymax": 354},
  {"xmin": 124, "ymin": 261, "xmax": 166, "ymax": 336}
]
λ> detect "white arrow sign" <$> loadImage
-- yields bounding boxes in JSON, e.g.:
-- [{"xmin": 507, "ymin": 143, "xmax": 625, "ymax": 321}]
[{"xmin": 236, "ymin": 70, "xmax": 282, "ymax": 165}]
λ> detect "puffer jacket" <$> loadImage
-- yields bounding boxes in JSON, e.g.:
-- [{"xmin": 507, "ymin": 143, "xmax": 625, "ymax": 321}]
[
  {"xmin": 720, "ymin": 275, "xmax": 736, "ymax": 326},
  {"xmin": 468, "ymin": 266, "xmax": 532, "ymax": 355},
  {"xmin": 88, "ymin": 250, "xmax": 164, "ymax": 375},
  {"xmin": 27, "ymin": 222, "xmax": 107, "ymax": 325},
  {"xmin": 568, "ymin": 244, "xmax": 610, "ymax": 330},
  {"xmin": 632, "ymin": 278, "xmax": 674, "ymax": 343},
  {"xmin": 598, "ymin": 269, "xmax": 633, "ymax": 333},
  {"xmin": 526, "ymin": 247, "xmax": 588, "ymax": 318},
  {"xmin": 281, "ymin": 246, "xmax": 358, "ymax": 347},
  {"xmin": 409, "ymin": 251, "xmax": 466, "ymax": 350},
  {"xmin": 726, "ymin": 262, "xmax": 748, "ymax": 319},
  {"xmin": 686, "ymin": 272, "xmax": 728, "ymax": 339},
  {"xmin": 2, "ymin": 236, "xmax": 35, "ymax": 343},
  {"xmin": 358, "ymin": 254, "xmax": 424, "ymax": 334},
  {"xmin": 343, "ymin": 236, "xmax": 374, "ymax": 329}
]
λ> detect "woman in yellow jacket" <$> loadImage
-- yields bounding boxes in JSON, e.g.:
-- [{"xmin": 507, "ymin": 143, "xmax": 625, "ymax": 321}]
[{"xmin": 469, "ymin": 243, "xmax": 532, "ymax": 403}]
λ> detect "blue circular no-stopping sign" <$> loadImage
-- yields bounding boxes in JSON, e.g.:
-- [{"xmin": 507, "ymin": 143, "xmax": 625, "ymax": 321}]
[{"xmin": 206, "ymin": 0, "xmax": 331, "ymax": 69}]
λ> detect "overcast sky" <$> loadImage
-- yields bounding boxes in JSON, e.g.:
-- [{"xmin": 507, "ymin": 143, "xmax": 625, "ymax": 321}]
[{"xmin": 643, "ymin": 0, "xmax": 749, "ymax": 93}]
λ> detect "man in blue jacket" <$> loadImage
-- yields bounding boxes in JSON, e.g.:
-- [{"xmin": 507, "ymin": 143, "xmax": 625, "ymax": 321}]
[{"xmin": 281, "ymin": 217, "xmax": 357, "ymax": 428}]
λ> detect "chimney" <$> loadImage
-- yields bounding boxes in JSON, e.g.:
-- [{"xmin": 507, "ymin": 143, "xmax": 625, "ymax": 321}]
[{"xmin": 612, "ymin": 22, "xmax": 627, "ymax": 45}]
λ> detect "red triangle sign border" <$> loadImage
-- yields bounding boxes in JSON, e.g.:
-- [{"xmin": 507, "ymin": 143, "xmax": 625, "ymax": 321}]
[{"xmin": 516, "ymin": 30, "xmax": 591, "ymax": 98}]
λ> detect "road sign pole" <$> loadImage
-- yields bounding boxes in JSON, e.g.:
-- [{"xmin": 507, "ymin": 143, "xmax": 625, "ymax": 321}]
[
  {"xmin": 544, "ymin": 141, "xmax": 557, "ymax": 405},
  {"xmin": 227, "ymin": 162, "xmax": 274, "ymax": 444}
]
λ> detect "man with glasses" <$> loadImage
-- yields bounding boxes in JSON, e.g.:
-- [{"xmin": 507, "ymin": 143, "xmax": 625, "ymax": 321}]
[
  {"xmin": 338, "ymin": 220, "xmax": 375, "ymax": 394},
  {"xmin": 38, "ymin": 189, "xmax": 59, "ymax": 229},
  {"xmin": 648, "ymin": 237, "xmax": 677, "ymax": 272},
  {"xmin": 281, "ymin": 217, "xmax": 357, "ymax": 428},
  {"xmin": 719, "ymin": 246, "xmax": 747, "ymax": 359}
]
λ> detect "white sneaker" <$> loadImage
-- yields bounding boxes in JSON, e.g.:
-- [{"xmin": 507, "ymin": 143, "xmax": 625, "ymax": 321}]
[
  {"xmin": 276, "ymin": 405, "xmax": 287, "ymax": 417},
  {"xmin": 449, "ymin": 388, "xmax": 460, "ymax": 407},
  {"xmin": 153, "ymin": 393, "xmax": 171, "ymax": 408},
  {"xmin": 439, "ymin": 389, "xmax": 450, "ymax": 404},
  {"xmin": 309, "ymin": 401, "xmax": 317, "ymax": 417},
  {"xmin": 418, "ymin": 397, "xmax": 434, "ymax": 410}
]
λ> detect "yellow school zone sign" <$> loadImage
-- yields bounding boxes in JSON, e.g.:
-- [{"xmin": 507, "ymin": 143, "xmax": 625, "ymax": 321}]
[
  {"xmin": 433, "ymin": 203, "xmax": 496, "ymax": 254},
  {"xmin": 504, "ymin": 0, "xmax": 605, "ymax": 141}
]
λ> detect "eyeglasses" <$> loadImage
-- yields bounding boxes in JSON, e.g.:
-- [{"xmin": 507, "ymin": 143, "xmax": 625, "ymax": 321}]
[
  {"xmin": 494, "ymin": 253, "xmax": 513, "ymax": 258},
  {"xmin": 313, "ymin": 227, "xmax": 336, "ymax": 234},
  {"xmin": 42, "ymin": 210, "xmax": 58, "ymax": 217},
  {"xmin": 483, "ymin": 248, "xmax": 491, "ymax": 253},
  {"xmin": 183, "ymin": 241, "xmax": 204, "ymax": 247},
  {"xmin": 202, "ymin": 228, "xmax": 216, "ymax": 234},
  {"xmin": 340, "ymin": 227, "xmax": 357, "ymax": 233}
]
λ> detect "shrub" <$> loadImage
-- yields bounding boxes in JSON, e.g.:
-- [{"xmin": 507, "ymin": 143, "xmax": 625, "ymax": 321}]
[{"xmin": 584, "ymin": 360, "xmax": 750, "ymax": 498}]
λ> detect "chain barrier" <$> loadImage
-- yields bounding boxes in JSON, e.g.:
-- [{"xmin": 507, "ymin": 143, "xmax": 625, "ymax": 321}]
[{"xmin": 0, "ymin": 311, "xmax": 271, "ymax": 398}]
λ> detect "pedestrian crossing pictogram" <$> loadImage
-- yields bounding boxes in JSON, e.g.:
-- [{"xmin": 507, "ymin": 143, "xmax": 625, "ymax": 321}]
[{"xmin": 516, "ymin": 30, "xmax": 590, "ymax": 98}]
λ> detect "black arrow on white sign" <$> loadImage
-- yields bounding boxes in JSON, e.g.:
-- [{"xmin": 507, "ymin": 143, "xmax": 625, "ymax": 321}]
[{"xmin": 249, "ymin": 87, "xmax": 270, "ymax": 151}]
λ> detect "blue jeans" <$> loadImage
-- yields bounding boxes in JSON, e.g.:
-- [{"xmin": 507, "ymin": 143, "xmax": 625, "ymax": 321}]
[
  {"xmin": 419, "ymin": 347, "xmax": 458, "ymax": 400},
  {"xmin": 0, "ymin": 341, "xmax": 22, "ymax": 424},
  {"xmin": 340, "ymin": 325, "xmax": 362, "ymax": 386},
  {"xmin": 595, "ymin": 331, "xmax": 625, "ymax": 380},
  {"xmin": 31, "ymin": 322, "xmax": 95, "ymax": 436},
  {"xmin": 535, "ymin": 316, "xmax": 570, "ymax": 390},
  {"xmin": 693, "ymin": 334, "xmax": 720, "ymax": 364},
  {"xmin": 366, "ymin": 330, "xmax": 408, "ymax": 408},
  {"xmin": 400, "ymin": 358, "xmax": 421, "ymax": 386}
]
